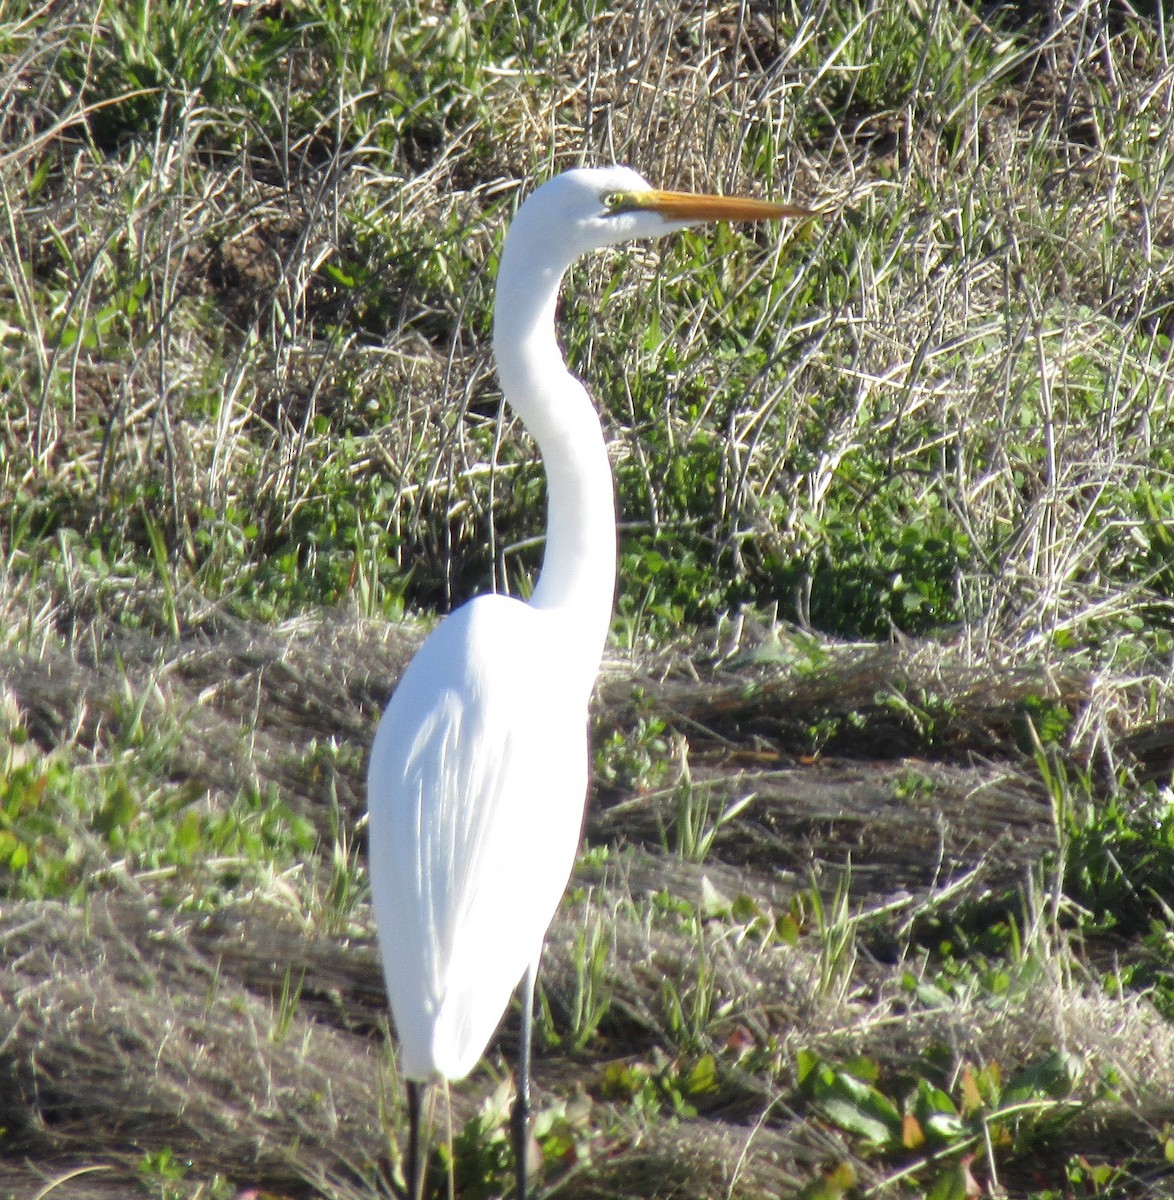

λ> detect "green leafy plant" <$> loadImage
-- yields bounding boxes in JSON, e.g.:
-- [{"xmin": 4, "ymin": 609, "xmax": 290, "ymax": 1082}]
[
  {"xmin": 797, "ymin": 1048, "xmax": 1089, "ymax": 1195},
  {"xmin": 137, "ymin": 1146, "xmax": 190, "ymax": 1199},
  {"xmin": 424, "ymin": 1079, "xmax": 596, "ymax": 1200},
  {"xmin": 594, "ymin": 712, "xmax": 670, "ymax": 795},
  {"xmin": 601, "ymin": 1049, "xmax": 719, "ymax": 1121},
  {"xmin": 429, "ymin": 1081, "xmax": 514, "ymax": 1200}
]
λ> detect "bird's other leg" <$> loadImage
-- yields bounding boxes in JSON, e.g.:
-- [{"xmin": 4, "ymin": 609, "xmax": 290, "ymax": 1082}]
[
  {"xmin": 512, "ymin": 962, "xmax": 537, "ymax": 1200},
  {"xmin": 406, "ymin": 1079, "xmax": 423, "ymax": 1200}
]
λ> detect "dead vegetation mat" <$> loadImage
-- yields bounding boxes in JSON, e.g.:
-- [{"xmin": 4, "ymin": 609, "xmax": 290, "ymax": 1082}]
[{"xmin": 2, "ymin": 610, "xmax": 1174, "ymax": 1198}]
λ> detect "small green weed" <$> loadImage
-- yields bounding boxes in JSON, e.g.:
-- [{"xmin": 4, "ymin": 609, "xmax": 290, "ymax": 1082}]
[
  {"xmin": 136, "ymin": 1146, "xmax": 189, "ymax": 1199},
  {"xmin": 1029, "ymin": 735, "xmax": 1174, "ymax": 953},
  {"xmin": 806, "ymin": 872, "xmax": 860, "ymax": 1004},
  {"xmin": 271, "ymin": 964, "xmax": 306, "ymax": 1045},
  {"xmin": 662, "ymin": 743, "xmax": 755, "ymax": 864},
  {"xmin": 594, "ymin": 712, "xmax": 670, "ymax": 795},
  {"xmin": 797, "ymin": 1047, "xmax": 1088, "ymax": 1196},
  {"xmin": 1061, "ymin": 788, "xmax": 1174, "ymax": 938},
  {"xmin": 0, "ymin": 752, "xmax": 92, "ymax": 899},
  {"xmin": 1105, "ymin": 910, "xmax": 1174, "ymax": 1021},
  {"xmin": 601, "ymin": 1049, "xmax": 719, "ymax": 1121},
  {"xmin": 429, "ymin": 1079, "xmax": 514, "ymax": 1200},
  {"xmin": 659, "ymin": 916, "xmax": 733, "ymax": 1052},
  {"xmin": 307, "ymin": 771, "xmax": 367, "ymax": 936},
  {"xmin": 567, "ymin": 907, "xmax": 613, "ymax": 1052},
  {"xmin": 532, "ymin": 1092, "xmax": 597, "ymax": 1180},
  {"xmin": 540, "ymin": 893, "xmax": 615, "ymax": 1054},
  {"xmin": 425, "ymin": 1078, "xmax": 594, "ymax": 1200},
  {"xmin": 891, "ymin": 766, "xmax": 937, "ymax": 802}
]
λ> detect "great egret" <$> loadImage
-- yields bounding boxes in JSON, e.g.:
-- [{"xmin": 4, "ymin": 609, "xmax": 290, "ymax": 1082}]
[{"xmin": 367, "ymin": 165, "xmax": 809, "ymax": 1200}]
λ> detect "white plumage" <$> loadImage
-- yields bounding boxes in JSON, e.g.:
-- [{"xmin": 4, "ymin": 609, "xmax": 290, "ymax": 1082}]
[{"xmin": 365, "ymin": 165, "xmax": 808, "ymax": 1199}]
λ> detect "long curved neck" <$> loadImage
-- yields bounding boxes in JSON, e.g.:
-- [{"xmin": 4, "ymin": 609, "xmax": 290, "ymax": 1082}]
[{"xmin": 492, "ymin": 228, "xmax": 617, "ymax": 690}]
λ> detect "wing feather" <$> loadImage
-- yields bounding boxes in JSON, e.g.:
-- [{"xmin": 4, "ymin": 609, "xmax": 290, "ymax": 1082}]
[{"xmin": 367, "ymin": 595, "xmax": 587, "ymax": 1081}]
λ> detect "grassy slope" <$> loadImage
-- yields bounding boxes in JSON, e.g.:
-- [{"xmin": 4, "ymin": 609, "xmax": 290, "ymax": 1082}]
[{"xmin": 2, "ymin": 1, "xmax": 1174, "ymax": 1197}]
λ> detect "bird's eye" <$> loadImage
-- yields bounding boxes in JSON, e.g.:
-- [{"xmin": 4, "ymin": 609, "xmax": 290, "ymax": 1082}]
[{"xmin": 601, "ymin": 191, "xmax": 625, "ymax": 212}]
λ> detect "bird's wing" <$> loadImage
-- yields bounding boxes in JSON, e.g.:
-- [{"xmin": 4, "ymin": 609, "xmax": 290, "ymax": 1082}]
[{"xmin": 367, "ymin": 594, "xmax": 588, "ymax": 1081}]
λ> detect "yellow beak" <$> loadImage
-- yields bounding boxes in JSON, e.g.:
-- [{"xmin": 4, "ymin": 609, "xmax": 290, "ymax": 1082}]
[{"xmin": 630, "ymin": 188, "xmax": 813, "ymax": 222}]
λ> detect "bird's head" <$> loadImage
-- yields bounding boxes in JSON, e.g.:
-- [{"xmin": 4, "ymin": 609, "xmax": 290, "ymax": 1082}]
[{"xmin": 510, "ymin": 165, "xmax": 812, "ymax": 259}]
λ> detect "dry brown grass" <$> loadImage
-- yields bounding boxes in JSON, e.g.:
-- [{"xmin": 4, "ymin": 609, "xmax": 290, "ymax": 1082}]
[{"xmin": 3, "ymin": 607, "xmax": 1173, "ymax": 1196}]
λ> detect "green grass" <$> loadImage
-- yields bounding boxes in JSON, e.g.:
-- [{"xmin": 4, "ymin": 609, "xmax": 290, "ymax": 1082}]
[
  {"xmin": 7, "ymin": 0, "xmax": 1174, "ymax": 649},
  {"xmin": 0, "ymin": 732, "xmax": 317, "ymax": 906}
]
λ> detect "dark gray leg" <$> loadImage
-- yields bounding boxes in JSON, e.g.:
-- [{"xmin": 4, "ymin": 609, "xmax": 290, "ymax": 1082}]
[
  {"xmin": 406, "ymin": 1079, "xmax": 422, "ymax": 1200},
  {"xmin": 511, "ymin": 963, "xmax": 536, "ymax": 1200}
]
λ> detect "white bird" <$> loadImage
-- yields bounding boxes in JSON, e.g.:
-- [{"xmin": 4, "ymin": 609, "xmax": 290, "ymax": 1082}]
[{"xmin": 367, "ymin": 165, "xmax": 809, "ymax": 1200}]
